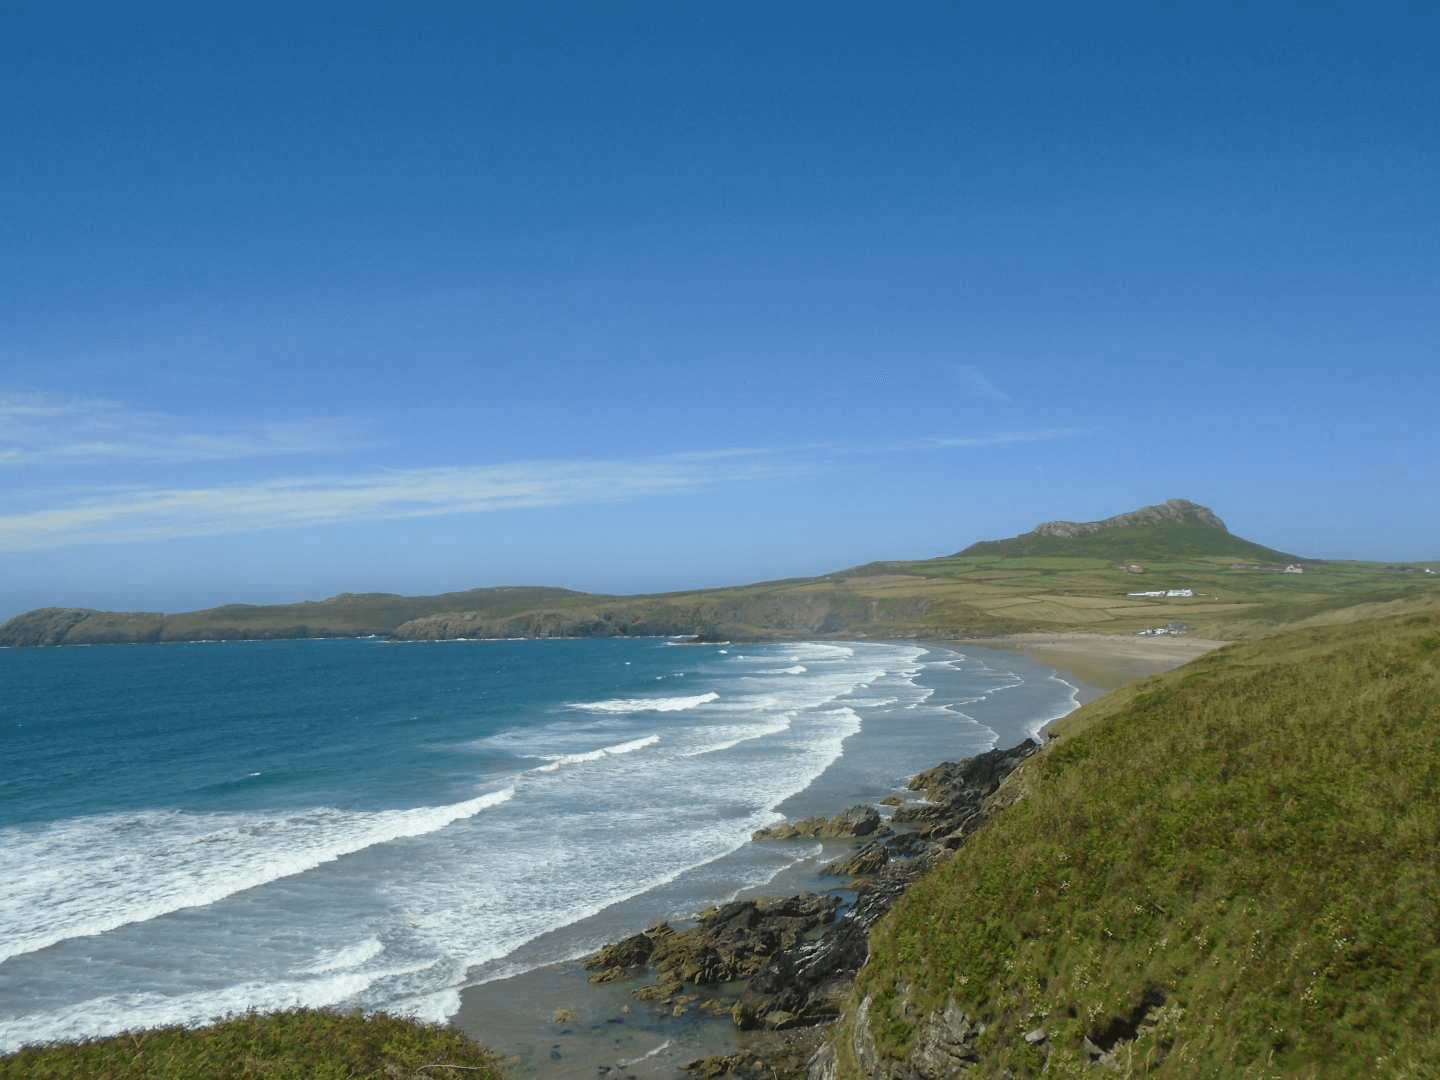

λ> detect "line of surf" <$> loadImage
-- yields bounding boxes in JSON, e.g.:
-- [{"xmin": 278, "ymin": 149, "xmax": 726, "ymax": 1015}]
[
  {"xmin": 534, "ymin": 734, "xmax": 661, "ymax": 772},
  {"xmin": 566, "ymin": 691, "xmax": 719, "ymax": 713},
  {"xmin": 0, "ymin": 788, "xmax": 515, "ymax": 965}
]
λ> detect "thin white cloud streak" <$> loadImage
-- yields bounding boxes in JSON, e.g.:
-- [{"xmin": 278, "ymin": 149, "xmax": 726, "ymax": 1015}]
[
  {"xmin": 0, "ymin": 391, "xmax": 358, "ymax": 464},
  {"xmin": 798, "ymin": 428, "xmax": 1088, "ymax": 454},
  {"xmin": 0, "ymin": 428, "xmax": 1088, "ymax": 552},
  {"xmin": 0, "ymin": 457, "xmax": 788, "ymax": 552}
]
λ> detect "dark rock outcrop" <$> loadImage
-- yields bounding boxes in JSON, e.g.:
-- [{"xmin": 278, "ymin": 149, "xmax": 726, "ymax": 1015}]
[
  {"xmin": 585, "ymin": 894, "xmax": 842, "ymax": 995},
  {"xmin": 891, "ymin": 739, "xmax": 1040, "ymax": 846},
  {"xmin": 592, "ymin": 740, "xmax": 1042, "ymax": 1076},
  {"xmin": 752, "ymin": 805, "xmax": 889, "ymax": 841}
]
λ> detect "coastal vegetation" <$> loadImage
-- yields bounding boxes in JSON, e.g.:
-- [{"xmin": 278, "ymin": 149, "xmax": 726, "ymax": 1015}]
[
  {"xmin": 0, "ymin": 1009, "xmax": 504, "ymax": 1079},
  {"xmin": 827, "ymin": 610, "xmax": 1440, "ymax": 1076},
  {"xmin": 3, "ymin": 500, "xmax": 1436, "ymax": 647}
]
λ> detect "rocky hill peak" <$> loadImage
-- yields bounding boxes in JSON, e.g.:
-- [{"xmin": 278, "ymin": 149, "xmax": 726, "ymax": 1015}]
[{"xmin": 1029, "ymin": 499, "xmax": 1227, "ymax": 539}]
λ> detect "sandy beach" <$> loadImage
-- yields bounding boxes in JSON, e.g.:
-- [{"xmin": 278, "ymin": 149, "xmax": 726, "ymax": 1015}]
[{"xmin": 967, "ymin": 631, "xmax": 1229, "ymax": 702}]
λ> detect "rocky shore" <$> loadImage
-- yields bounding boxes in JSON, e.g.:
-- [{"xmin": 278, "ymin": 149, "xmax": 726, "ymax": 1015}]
[{"xmin": 578, "ymin": 739, "xmax": 1042, "ymax": 1078}]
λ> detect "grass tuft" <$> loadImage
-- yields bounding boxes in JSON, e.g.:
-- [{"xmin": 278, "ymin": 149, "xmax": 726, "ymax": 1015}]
[{"xmin": 0, "ymin": 1008, "xmax": 507, "ymax": 1079}]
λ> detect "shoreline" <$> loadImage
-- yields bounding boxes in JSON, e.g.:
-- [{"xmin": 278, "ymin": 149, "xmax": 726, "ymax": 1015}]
[
  {"xmin": 958, "ymin": 630, "xmax": 1228, "ymax": 701},
  {"xmin": 448, "ymin": 633, "xmax": 1221, "ymax": 1076}
]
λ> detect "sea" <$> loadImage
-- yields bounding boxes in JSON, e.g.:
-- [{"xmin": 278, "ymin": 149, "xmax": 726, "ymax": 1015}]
[{"xmin": 0, "ymin": 635, "xmax": 1079, "ymax": 1053}]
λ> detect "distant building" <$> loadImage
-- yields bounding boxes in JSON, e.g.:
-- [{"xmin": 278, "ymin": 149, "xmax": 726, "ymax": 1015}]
[
  {"xmin": 1165, "ymin": 588, "xmax": 1194, "ymax": 597},
  {"xmin": 1283, "ymin": 564, "xmax": 1304, "ymax": 574}
]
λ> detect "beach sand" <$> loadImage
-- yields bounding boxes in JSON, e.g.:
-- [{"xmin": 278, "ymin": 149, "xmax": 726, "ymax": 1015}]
[
  {"xmin": 972, "ymin": 631, "xmax": 1229, "ymax": 703},
  {"xmin": 450, "ymin": 632, "xmax": 1226, "ymax": 1075}
]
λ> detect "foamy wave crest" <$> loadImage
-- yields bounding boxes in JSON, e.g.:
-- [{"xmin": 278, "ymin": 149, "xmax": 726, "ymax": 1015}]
[
  {"xmin": 567, "ymin": 691, "xmax": 719, "ymax": 714},
  {"xmin": 535, "ymin": 734, "xmax": 661, "ymax": 772},
  {"xmin": 0, "ymin": 788, "xmax": 514, "ymax": 965},
  {"xmin": 294, "ymin": 935, "xmax": 385, "ymax": 975},
  {"xmin": 680, "ymin": 713, "xmax": 796, "ymax": 757},
  {"xmin": 754, "ymin": 665, "xmax": 807, "ymax": 675}
]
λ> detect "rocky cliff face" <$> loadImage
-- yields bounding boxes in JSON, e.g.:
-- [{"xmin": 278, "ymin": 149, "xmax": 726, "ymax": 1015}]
[
  {"xmin": 0, "ymin": 608, "xmax": 106, "ymax": 647},
  {"xmin": 1028, "ymin": 498, "xmax": 1227, "ymax": 539},
  {"xmin": 387, "ymin": 591, "xmax": 947, "ymax": 643}
]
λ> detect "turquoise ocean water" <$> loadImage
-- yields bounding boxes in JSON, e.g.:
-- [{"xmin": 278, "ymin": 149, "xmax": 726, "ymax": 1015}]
[{"xmin": 0, "ymin": 636, "xmax": 1077, "ymax": 1051}]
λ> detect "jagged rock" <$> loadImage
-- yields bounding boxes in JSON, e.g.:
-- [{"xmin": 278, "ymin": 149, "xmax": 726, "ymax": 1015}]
[
  {"xmin": 908, "ymin": 1001, "xmax": 982, "ymax": 1076},
  {"xmin": 822, "ymin": 840, "xmax": 890, "ymax": 877},
  {"xmin": 892, "ymin": 741, "xmax": 1039, "ymax": 841},
  {"xmin": 583, "ymin": 922, "xmax": 672, "ymax": 982},
  {"xmin": 753, "ymin": 805, "xmax": 889, "ymax": 840},
  {"xmin": 823, "ymin": 996, "xmax": 981, "ymax": 1079}
]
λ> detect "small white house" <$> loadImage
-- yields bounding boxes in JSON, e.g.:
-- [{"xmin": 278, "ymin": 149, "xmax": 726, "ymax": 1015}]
[{"xmin": 1283, "ymin": 564, "xmax": 1304, "ymax": 574}]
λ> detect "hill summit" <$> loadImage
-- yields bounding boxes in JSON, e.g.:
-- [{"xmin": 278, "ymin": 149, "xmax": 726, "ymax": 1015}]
[
  {"xmin": 957, "ymin": 498, "xmax": 1297, "ymax": 562},
  {"xmin": 1029, "ymin": 498, "xmax": 1228, "ymax": 539}
]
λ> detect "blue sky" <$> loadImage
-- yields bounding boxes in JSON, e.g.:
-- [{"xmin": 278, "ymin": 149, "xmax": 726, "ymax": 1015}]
[{"xmin": 2, "ymin": 4, "xmax": 1437, "ymax": 618}]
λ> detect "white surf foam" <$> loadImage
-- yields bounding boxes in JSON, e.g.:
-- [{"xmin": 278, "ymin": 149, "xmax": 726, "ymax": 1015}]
[
  {"xmin": 294, "ymin": 935, "xmax": 385, "ymax": 975},
  {"xmin": 535, "ymin": 734, "xmax": 661, "ymax": 771},
  {"xmin": 0, "ymin": 787, "xmax": 515, "ymax": 964},
  {"xmin": 567, "ymin": 691, "xmax": 719, "ymax": 713}
]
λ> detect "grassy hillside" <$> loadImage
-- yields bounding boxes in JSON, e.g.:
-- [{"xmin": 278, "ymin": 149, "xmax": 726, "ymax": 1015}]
[
  {"xmin": 0, "ymin": 1009, "xmax": 504, "ymax": 1079},
  {"xmin": 834, "ymin": 611, "xmax": 1440, "ymax": 1076},
  {"xmin": 4, "ymin": 501, "xmax": 1437, "ymax": 646},
  {"xmin": 834, "ymin": 553, "xmax": 1440, "ymax": 640},
  {"xmin": 957, "ymin": 520, "xmax": 1297, "ymax": 563}
]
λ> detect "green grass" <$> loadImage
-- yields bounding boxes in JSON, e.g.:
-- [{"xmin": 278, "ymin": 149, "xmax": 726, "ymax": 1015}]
[
  {"xmin": 0, "ymin": 1009, "xmax": 506, "ymax": 1079},
  {"xmin": 957, "ymin": 521, "xmax": 1299, "ymax": 563},
  {"xmin": 841, "ymin": 611, "xmax": 1440, "ymax": 1077}
]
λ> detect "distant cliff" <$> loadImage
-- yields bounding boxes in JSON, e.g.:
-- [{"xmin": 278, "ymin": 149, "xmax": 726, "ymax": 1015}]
[
  {"xmin": 0, "ymin": 588, "xmax": 588, "ymax": 648},
  {"xmin": 0, "ymin": 585, "xmax": 1019, "ymax": 649}
]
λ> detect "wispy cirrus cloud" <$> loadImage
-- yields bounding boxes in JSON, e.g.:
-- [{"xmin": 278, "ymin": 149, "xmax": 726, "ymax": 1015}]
[
  {"xmin": 0, "ymin": 456, "xmax": 791, "ymax": 551},
  {"xmin": 800, "ymin": 427, "xmax": 1089, "ymax": 454},
  {"xmin": 0, "ymin": 392, "xmax": 358, "ymax": 465},
  {"xmin": 0, "ymin": 426, "xmax": 1088, "ymax": 552}
]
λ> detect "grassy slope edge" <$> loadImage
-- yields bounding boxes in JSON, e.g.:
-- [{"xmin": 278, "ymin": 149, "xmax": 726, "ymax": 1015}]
[
  {"xmin": 838, "ymin": 611, "xmax": 1440, "ymax": 1077},
  {"xmin": 0, "ymin": 1009, "xmax": 506, "ymax": 1080}
]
